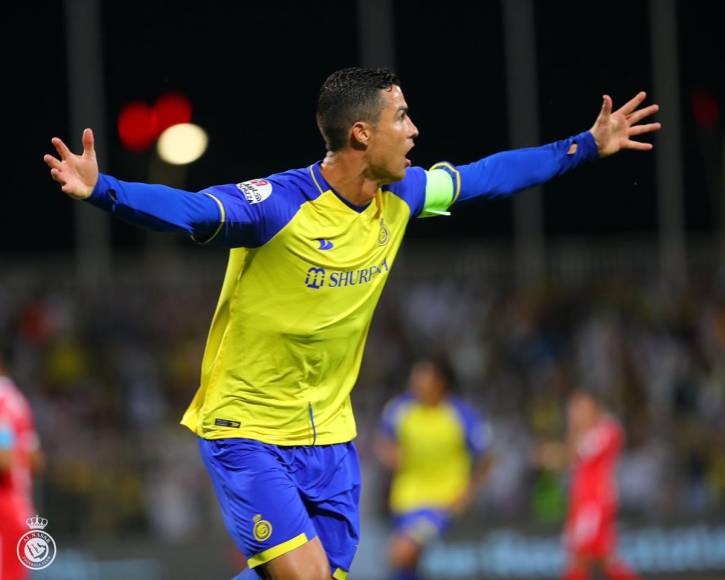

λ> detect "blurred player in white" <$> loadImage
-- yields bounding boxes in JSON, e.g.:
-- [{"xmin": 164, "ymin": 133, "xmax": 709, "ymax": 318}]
[{"xmin": 0, "ymin": 344, "xmax": 43, "ymax": 580}]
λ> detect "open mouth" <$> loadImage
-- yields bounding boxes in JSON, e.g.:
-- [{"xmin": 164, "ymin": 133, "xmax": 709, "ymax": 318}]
[{"xmin": 404, "ymin": 143, "xmax": 414, "ymax": 167}]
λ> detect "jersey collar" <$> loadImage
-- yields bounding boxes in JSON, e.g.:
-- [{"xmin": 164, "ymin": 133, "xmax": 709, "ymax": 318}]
[{"xmin": 310, "ymin": 162, "xmax": 371, "ymax": 214}]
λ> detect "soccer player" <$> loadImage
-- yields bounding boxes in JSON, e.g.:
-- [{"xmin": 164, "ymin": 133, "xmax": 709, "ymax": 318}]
[
  {"xmin": 43, "ymin": 68, "xmax": 660, "ymax": 579},
  {"xmin": 539, "ymin": 389, "xmax": 638, "ymax": 580},
  {"xmin": 0, "ymin": 345, "xmax": 43, "ymax": 580},
  {"xmin": 376, "ymin": 357, "xmax": 493, "ymax": 580}
]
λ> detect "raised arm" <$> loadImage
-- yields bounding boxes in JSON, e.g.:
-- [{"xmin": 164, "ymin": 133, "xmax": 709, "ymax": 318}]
[
  {"xmin": 455, "ymin": 92, "xmax": 661, "ymax": 201},
  {"xmin": 407, "ymin": 92, "xmax": 661, "ymax": 217},
  {"xmin": 43, "ymin": 129, "xmax": 269, "ymax": 245}
]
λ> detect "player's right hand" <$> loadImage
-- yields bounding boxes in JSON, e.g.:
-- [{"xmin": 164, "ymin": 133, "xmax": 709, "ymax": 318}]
[{"xmin": 43, "ymin": 128, "xmax": 99, "ymax": 200}]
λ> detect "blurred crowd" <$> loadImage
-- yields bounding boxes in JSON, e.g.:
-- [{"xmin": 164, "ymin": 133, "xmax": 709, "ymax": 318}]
[{"xmin": 2, "ymin": 246, "xmax": 725, "ymax": 540}]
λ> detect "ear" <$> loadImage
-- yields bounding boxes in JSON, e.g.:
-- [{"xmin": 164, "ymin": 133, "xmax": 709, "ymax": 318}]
[{"xmin": 350, "ymin": 121, "xmax": 372, "ymax": 148}]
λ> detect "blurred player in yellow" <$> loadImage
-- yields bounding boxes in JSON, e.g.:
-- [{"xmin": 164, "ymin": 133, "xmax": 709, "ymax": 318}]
[{"xmin": 376, "ymin": 357, "xmax": 493, "ymax": 580}]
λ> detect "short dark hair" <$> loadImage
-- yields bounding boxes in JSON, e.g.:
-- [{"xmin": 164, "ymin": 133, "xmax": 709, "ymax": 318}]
[
  {"xmin": 316, "ymin": 67, "xmax": 401, "ymax": 152},
  {"xmin": 419, "ymin": 353, "xmax": 457, "ymax": 391}
]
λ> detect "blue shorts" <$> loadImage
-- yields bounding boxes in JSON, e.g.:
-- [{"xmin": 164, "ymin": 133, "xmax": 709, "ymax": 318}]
[
  {"xmin": 199, "ymin": 437, "xmax": 361, "ymax": 577},
  {"xmin": 393, "ymin": 508, "xmax": 451, "ymax": 546}
]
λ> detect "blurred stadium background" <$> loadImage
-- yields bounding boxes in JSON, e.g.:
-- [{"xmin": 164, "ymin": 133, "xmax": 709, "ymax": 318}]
[{"xmin": 4, "ymin": 0, "xmax": 724, "ymax": 578}]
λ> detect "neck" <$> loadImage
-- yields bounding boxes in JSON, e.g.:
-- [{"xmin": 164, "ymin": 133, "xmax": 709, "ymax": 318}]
[
  {"xmin": 320, "ymin": 150, "xmax": 381, "ymax": 206},
  {"xmin": 419, "ymin": 393, "xmax": 446, "ymax": 407}
]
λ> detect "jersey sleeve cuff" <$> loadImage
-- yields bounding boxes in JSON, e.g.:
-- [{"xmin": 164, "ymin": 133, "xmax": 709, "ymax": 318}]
[
  {"xmin": 576, "ymin": 131, "xmax": 599, "ymax": 162},
  {"xmin": 86, "ymin": 173, "xmax": 117, "ymax": 211}
]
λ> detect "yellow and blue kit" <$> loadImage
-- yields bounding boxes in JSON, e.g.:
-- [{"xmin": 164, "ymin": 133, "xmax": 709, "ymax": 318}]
[
  {"xmin": 87, "ymin": 131, "xmax": 596, "ymax": 572},
  {"xmin": 379, "ymin": 393, "xmax": 490, "ymax": 544}
]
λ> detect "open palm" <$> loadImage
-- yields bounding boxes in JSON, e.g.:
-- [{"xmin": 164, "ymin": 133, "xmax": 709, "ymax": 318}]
[
  {"xmin": 43, "ymin": 128, "xmax": 99, "ymax": 200},
  {"xmin": 590, "ymin": 92, "xmax": 661, "ymax": 158}
]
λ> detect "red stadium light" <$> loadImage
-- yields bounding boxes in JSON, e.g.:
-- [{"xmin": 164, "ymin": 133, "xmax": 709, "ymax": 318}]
[
  {"xmin": 154, "ymin": 93, "xmax": 192, "ymax": 133},
  {"xmin": 118, "ymin": 101, "xmax": 159, "ymax": 152},
  {"xmin": 117, "ymin": 93, "xmax": 194, "ymax": 152}
]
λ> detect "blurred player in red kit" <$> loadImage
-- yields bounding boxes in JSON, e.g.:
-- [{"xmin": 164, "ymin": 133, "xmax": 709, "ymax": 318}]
[
  {"xmin": 0, "ymin": 344, "xmax": 43, "ymax": 580},
  {"xmin": 540, "ymin": 389, "xmax": 638, "ymax": 580}
]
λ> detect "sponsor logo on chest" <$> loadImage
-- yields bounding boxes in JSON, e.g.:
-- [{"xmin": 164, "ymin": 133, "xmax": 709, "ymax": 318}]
[{"xmin": 304, "ymin": 258, "xmax": 389, "ymax": 290}]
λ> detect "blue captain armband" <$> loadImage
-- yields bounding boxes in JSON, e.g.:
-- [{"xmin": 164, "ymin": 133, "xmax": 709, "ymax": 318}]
[{"xmin": 419, "ymin": 162, "xmax": 461, "ymax": 218}]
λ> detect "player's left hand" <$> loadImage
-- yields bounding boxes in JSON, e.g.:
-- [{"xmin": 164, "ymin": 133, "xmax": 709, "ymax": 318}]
[{"xmin": 589, "ymin": 92, "xmax": 661, "ymax": 157}]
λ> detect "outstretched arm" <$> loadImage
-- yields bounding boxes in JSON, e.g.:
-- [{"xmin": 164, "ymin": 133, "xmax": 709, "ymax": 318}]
[
  {"xmin": 44, "ymin": 129, "xmax": 231, "ymax": 243},
  {"xmin": 414, "ymin": 92, "xmax": 661, "ymax": 216},
  {"xmin": 457, "ymin": 92, "xmax": 661, "ymax": 201}
]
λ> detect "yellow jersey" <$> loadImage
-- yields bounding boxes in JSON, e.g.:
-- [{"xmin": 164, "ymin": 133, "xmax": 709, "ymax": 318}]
[
  {"xmin": 181, "ymin": 162, "xmax": 460, "ymax": 445},
  {"xmin": 379, "ymin": 393, "xmax": 489, "ymax": 512}
]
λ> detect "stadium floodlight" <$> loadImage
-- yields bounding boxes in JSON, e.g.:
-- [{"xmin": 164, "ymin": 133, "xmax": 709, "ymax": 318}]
[
  {"xmin": 157, "ymin": 123, "xmax": 208, "ymax": 165},
  {"xmin": 118, "ymin": 101, "xmax": 158, "ymax": 152}
]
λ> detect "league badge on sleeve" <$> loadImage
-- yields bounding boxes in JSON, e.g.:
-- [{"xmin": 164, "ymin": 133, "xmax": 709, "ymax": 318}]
[{"xmin": 237, "ymin": 179, "xmax": 273, "ymax": 204}]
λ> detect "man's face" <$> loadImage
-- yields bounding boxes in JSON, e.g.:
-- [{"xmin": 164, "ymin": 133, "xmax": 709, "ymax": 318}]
[
  {"xmin": 409, "ymin": 361, "xmax": 445, "ymax": 405},
  {"xmin": 567, "ymin": 393, "xmax": 598, "ymax": 431},
  {"xmin": 365, "ymin": 85, "xmax": 419, "ymax": 182}
]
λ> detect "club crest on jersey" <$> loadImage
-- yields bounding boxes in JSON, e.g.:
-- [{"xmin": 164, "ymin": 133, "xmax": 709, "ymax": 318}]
[
  {"xmin": 253, "ymin": 514, "xmax": 273, "ymax": 542},
  {"xmin": 237, "ymin": 179, "xmax": 272, "ymax": 204},
  {"xmin": 378, "ymin": 219, "xmax": 390, "ymax": 246}
]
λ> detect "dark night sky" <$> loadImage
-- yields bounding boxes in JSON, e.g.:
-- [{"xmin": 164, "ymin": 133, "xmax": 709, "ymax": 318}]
[{"xmin": 5, "ymin": 0, "xmax": 724, "ymax": 254}]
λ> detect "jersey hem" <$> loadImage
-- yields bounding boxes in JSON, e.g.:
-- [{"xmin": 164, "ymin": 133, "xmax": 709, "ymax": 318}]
[{"xmin": 181, "ymin": 421, "xmax": 356, "ymax": 446}]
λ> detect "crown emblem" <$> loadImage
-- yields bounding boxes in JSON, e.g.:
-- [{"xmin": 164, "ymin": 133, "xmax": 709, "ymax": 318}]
[{"xmin": 26, "ymin": 515, "xmax": 48, "ymax": 530}]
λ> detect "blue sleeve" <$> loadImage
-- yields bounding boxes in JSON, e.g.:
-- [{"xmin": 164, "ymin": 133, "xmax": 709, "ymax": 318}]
[
  {"xmin": 449, "ymin": 398, "xmax": 490, "ymax": 457},
  {"xmin": 86, "ymin": 173, "xmax": 301, "ymax": 248},
  {"xmin": 453, "ymin": 131, "xmax": 598, "ymax": 203},
  {"xmin": 87, "ymin": 173, "xmax": 225, "ymax": 242},
  {"xmin": 0, "ymin": 425, "xmax": 14, "ymax": 450},
  {"xmin": 200, "ymin": 176, "xmax": 302, "ymax": 247},
  {"xmin": 379, "ymin": 395, "xmax": 411, "ymax": 440},
  {"xmin": 384, "ymin": 166, "xmax": 427, "ymax": 219}
]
